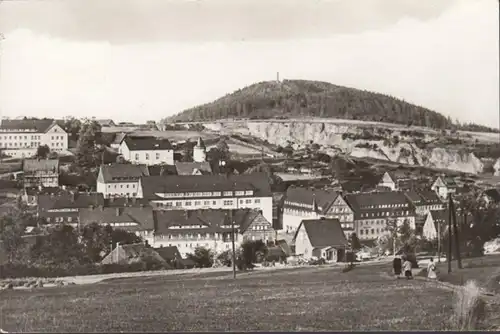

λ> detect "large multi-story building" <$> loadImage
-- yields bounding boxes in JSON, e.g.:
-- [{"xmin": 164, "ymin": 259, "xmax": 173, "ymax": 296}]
[
  {"xmin": 0, "ymin": 119, "xmax": 68, "ymax": 158},
  {"xmin": 344, "ymin": 191, "xmax": 416, "ymax": 241},
  {"xmin": 282, "ymin": 186, "xmax": 353, "ymax": 237},
  {"xmin": 96, "ymin": 164, "xmax": 150, "ymax": 198},
  {"xmin": 118, "ymin": 136, "xmax": 174, "ymax": 166},
  {"xmin": 152, "ymin": 209, "xmax": 273, "ymax": 256},
  {"xmin": 137, "ymin": 172, "xmax": 273, "ymax": 224}
]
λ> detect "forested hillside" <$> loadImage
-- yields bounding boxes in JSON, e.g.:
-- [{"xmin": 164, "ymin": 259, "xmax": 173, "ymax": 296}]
[{"xmin": 168, "ymin": 80, "xmax": 497, "ymax": 132}]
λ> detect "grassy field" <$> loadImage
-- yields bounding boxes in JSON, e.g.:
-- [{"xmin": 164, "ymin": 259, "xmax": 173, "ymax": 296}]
[{"xmin": 0, "ymin": 264, "xmax": 455, "ymax": 332}]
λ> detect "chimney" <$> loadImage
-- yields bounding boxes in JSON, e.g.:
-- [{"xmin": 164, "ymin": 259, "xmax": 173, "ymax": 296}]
[{"xmin": 116, "ymin": 207, "xmax": 120, "ymax": 216}]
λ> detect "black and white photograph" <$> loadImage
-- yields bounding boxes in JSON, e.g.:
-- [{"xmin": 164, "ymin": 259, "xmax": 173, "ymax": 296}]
[{"xmin": 0, "ymin": 0, "xmax": 499, "ymax": 331}]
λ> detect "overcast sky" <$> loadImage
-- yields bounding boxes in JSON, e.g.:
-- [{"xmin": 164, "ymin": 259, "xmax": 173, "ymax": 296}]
[{"xmin": 0, "ymin": 0, "xmax": 498, "ymax": 127}]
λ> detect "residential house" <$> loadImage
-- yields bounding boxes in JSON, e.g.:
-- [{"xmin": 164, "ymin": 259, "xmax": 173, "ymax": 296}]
[
  {"xmin": 0, "ymin": 118, "xmax": 68, "ymax": 158},
  {"xmin": 479, "ymin": 188, "xmax": 500, "ymax": 206},
  {"xmin": 22, "ymin": 186, "xmax": 66, "ymax": 207},
  {"xmin": 37, "ymin": 192, "xmax": 105, "ymax": 226},
  {"xmin": 118, "ymin": 136, "xmax": 174, "ymax": 166},
  {"xmin": 431, "ymin": 176, "xmax": 457, "ymax": 200},
  {"xmin": 193, "ymin": 137, "xmax": 207, "ymax": 163},
  {"xmin": 101, "ymin": 242, "xmax": 166, "ymax": 265},
  {"xmin": 139, "ymin": 172, "xmax": 273, "ymax": 224},
  {"xmin": 154, "ymin": 245, "xmax": 184, "ymax": 268},
  {"xmin": 23, "ymin": 158, "xmax": 59, "ymax": 188},
  {"xmin": 282, "ymin": 186, "xmax": 353, "ymax": 236},
  {"xmin": 79, "ymin": 206, "xmax": 155, "ymax": 242},
  {"xmin": 422, "ymin": 210, "xmax": 447, "ymax": 240},
  {"xmin": 292, "ymin": 218, "xmax": 348, "ymax": 262},
  {"xmin": 174, "ymin": 162, "xmax": 212, "ymax": 176},
  {"xmin": 377, "ymin": 171, "xmax": 411, "ymax": 191},
  {"xmin": 96, "ymin": 163, "xmax": 150, "ymax": 198},
  {"xmin": 96, "ymin": 119, "xmax": 116, "ymax": 127},
  {"xmin": 404, "ymin": 190, "xmax": 445, "ymax": 216},
  {"xmin": 344, "ymin": 191, "xmax": 416, "ymax": 241},
  {"xmin": 152, "ymin": 209, "xmax": 273, "ymax": 256},
  {"xmin": 110, "ymin": 132, "xmax": 128, "ymax": 150}
]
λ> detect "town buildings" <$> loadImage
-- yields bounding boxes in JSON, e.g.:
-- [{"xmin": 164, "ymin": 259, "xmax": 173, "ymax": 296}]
[
  {"xmin": 404, "ymin": 190, "xmax": 444, "ymax": 216},
  {"xmin": 174, "ymin": 161, "xmax": 212, "ymax": 175},
  {"xmin": 138, "ymin": 172, "xmax": 273, "ymax": 223},
  {"xmin": 292, "ymin": 218, "xmax": 348, "ymax": 262},
  {"xmin": 96, "ymin": 164, "xmax": 150, "ymax": 198},
  {"xmin": 431, "ymin": 176, "xmax": 457, "ymax": 200},
  {"xmin": 23, "ymin": 159, "xmax": 59, "ymax": 188},
  {"xmin": 344, "ymin": 191, "xmax": 416, "ymax": 241},
  {"xmin": 37, "ymin": 192, "xmax": 104, "ymax": 226},
  {"xmin": 0, "ymin": 119, "xmax": 68, "ymax": 158},
  {"xmin": 118, "ymin": 136, "xmax": 174, "ymax": 166},
  {"xmin": 152, "ymin": 209, "xmax": 274, "ymax": 256}
]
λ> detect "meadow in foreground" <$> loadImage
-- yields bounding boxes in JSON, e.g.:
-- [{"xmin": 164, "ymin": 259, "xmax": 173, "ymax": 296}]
[{"xmin": 0, "ymin": 264, "xmax": 454, "ymax": 332}]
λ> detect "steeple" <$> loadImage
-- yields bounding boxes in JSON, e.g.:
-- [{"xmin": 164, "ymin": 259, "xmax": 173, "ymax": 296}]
[
  {"xmin": 196, "ymin": 137, "xmax": 206, "ymax": 149},
  {"xmin": 312, "ymin": 193, "xmax": 319, "ymax": 214}
]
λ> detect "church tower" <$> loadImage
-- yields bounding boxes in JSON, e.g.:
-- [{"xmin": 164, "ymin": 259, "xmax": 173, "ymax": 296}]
[{"xmin": 193, "ymin": 137, "xmax": 207, "ymax": 163}]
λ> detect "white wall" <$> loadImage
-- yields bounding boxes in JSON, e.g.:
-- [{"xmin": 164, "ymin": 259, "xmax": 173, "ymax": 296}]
[
  {"xmin": 294, "ymin": 224, "xmax": 312, "ymax": 258},
  {"xmin": 151, "ymin": 234, "xmax": 243, "ymax": 257},
  {"xmin": 0, "ymin": 124, "xmax": 68, "ymax": 156},
  {"xmin": 119, "ymin": 142, "xmax": 174, "ymax": 166},
  {"xmin": 193, "ymin": 147, "xmax": 206, "ymax": 163},
  {"xmin": 98, "ymin": 180, "xmax": 141, "ymax": 198},
  {"xmin": 423, "ymin": 216, "xmax": 438, "ymax": 240},
  {"xmin": 282, "ymin": 210, "xmax": 318, "ymax": 234}
]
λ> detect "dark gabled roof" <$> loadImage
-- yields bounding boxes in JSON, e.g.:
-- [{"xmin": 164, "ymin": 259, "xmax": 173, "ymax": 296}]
[
  {"xmin": 24, "ymin": 187, "xmax": 66, "ymax": 196},
  {"xmin": 118, "ymin": 243, "xmax": 163, "ymax": 259},
  {"xmin": 276, "ymin": 239, "xmax": 291, "ymax": 256},
  {"xmin": 294, "ymin": 218, "xmax": 348, "ymax": 249},
  {"xmin": 79, "ymin": 207, "xmax": 155, "ymax": 231},
  {"xmin": 429, "ymin": 210, "xmax": 447, "ymax": 223},
  {"xmin": 112, "ymin": 132, "xmax": 127, "ymax": 145},
  {"xmin": 38, "ymin": 192, "xmax": 104, "ymax": 211},
  {"xmin": 147, "ymin": 165, "xmax": 177, "ymax": 176},
  {"xmin": 0, "ymin": 119, "xmax": 59, "ymax": 132},
  {"xmin": 435, "ymin": 176, "xmax": 457, "ymax": 188},
  {"xmin": 141, "ymin": 172, "xmax": 272, "ymax": 199},
  {"xmin": 153, "ymin": 209, "xmax": 264, "ymax": 235},
  {"xmin": 483, "ymin": 188, "xmax": 500, "ymax": 203},
  {"xmin": 284, "ymin": 186, "xmax": 338, "ymax": 214},
  {"xmin": 345, "ymin": 191, "xmax": 411, "ymax": 210},
  {"xmin": 174, "ymin": 162, "xmax": 213, "ymax": 176},
  {"xmin": 99, "ymin": 164, "xmax": 150, "ymax": 183},
  {"xmin": 405, "ymin": 190, "xmax": 442, "ymax": 206},
  {"xmin": 404, "ymin": 191, "xmax": 422, "ymax": 204},
  {"xmin": 123, "ymin": 136, "xmax": 173, "ymax": 151},
  {"xmin": 155, "ymin": 246, "xmax": 182, "ymax": 261},
  {"xmin": 23, "ymin": 159, "xmax": 59, "ymax": 173}
]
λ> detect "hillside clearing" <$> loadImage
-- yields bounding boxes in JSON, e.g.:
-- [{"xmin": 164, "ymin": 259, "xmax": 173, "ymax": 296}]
[{"xmin": 0, "ymin": 264, "xmax": 454, "ymax": 332}]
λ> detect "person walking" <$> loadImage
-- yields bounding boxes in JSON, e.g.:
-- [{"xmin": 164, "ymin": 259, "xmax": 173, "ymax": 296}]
[
  {"xmin": 392, "ymin": 255, "xmax": 402, "ymax": 279},
  {"xmin": 427, "ymin": 257, "xmax": 437, "ymax": 280},
  {"xmin": 403, "ymin": 257, "xmax": 413, "ymax": 280}
]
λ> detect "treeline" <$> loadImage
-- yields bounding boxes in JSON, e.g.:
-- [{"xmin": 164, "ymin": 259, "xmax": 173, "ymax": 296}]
[
  {"xmin": 0, "ymin": 206, "xmax": 165, "ymax": 279},
  {"xmin": 168, "ymin": 80, "xmax": 498, "ymax": 133}
]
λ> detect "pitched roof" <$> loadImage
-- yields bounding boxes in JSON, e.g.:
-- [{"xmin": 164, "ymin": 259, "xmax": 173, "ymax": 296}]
[
  {"xmin": 430, "ymin": 210, "xmax": 447, "ymax": 223},
  {"xmin": 344, "ymin": 191, "xmax": 414, "ymax": 219},
  {"xmin": 276, "ymin": 239, "xmax": 292, "ymax": 256},
  {"xmin": 23, "ymin": 159, "xmax": 59, "ymax": 173},
  {"xmin": 153, "ymin": 209, "xmax": 264, "ymax": 235},
  {"xmin": 154, "ymin": 246, "xmax": 182, "ymax": 261},
  {"xmin": 175, "ymin": 162, "xmax": 213, "ymax": 176},
  {"xmin": 112, "ymin": 243, "xmax": 165, "ymax": 262},
  {"xmin": 123, "ymin": 136, "xmax": 173, "ymax": 151},
  {"xmin": 0, "ymin": 119, "xmax": 59, "ymax": 133},
  {"xmin": 284, "ymin": 186, "xmax": 338, "ymax": 214},
  {"xmin": 24, "ymin": 186, "xmax": 66, "ymax": 196},
  {"xmin": 79, "ymin": 206, "xmax": 155, "ymax": 231},
  {"xmin": 147, "ymin": 165, "xmax": 177, "ymax": 176},
  {"xmin": 294, "ymin": 218, "xmax": 348, "ymax": 248},
  {"xmin": 112, "ymin": 133, "xmax": 127, "ymax": 145},
  {"xmin": 405, "ymin": 190, "xmax": 442, "ymax": 206},
  {"xmin": 435, "ymin": 176, "xmax": 457, "ymax": 188},
  {"xmin": 140, "ymin": 172, "xmax": 272, "ymax": 199},
  {"xmin": 196, "ymin": 137, "xmax": 206, "ymax": 149},
  {"xmin": 103, "ymin": 197, "xmax": 151, "ymax": 207},
  {"xmin": 38, "ymin": 192, "xmax": 105, "ymax": 212},
  {"xmin": 99, "ymin": 163, "xmax": 150, "ymax": 183},
  {"xmin": 483, "ymin": 188, "xmax": 500, "ymax": 203}
]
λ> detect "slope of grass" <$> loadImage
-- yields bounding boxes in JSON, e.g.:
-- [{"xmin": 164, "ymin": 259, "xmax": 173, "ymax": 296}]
[
  {"xmin": 0, "ymin": 264, "xmax": 454, "ymax": 332},
  {"xmin": 168, "ymin": 80, "xmax": 498, "ymax": 133}
]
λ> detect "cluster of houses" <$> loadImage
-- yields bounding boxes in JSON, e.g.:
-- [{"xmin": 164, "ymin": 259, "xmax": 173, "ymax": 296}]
[{"xmin": 3, "ymin": 118, "xmax": 500, "ymax": 266}]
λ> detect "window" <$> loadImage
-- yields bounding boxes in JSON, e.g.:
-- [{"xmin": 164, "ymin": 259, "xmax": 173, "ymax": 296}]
[
  {"xmin": 135, "ymin": 154, "xmax": 139, "ymax": 160},
  {"xmin": 223, "ymin": 200, "xmax": 233, "ymax": 206},
  {"xmin": 145, "ymin": 153, "xmax": 150, "ymax": 160},
  {"xmin": 371, "ymin": 229, "xmax": 374, "ymax": 234},
  {"xmin": 212, "ymin": 201, "xmax": 217, "ymax": 205},
  {"xmin": 223, "ymin": 191, "xmax": 233, "ymax": 196},
  {"xmin": 195, "ymin": 201, "xmax": 201, "ymax": 206},
  {"xmin": 245, "ymin": 199, "xmax": 251, "ymax": 204},
  {"xmin": 360, "ymin": 229, "xmax": 363, "ymax": 235},
  {"xmin": 204, "ymin": 201, "xmax": 210, "ymax": 205},
  {"xmin": 254, "ymin": 199, "xmax": 261, "ymax": 204},
  {"xmin": 156, "ymin": 153, "xmax": 160, "ymax": 160},
  {"xmin": 176, "ymin": 202, "xmax": 182, "ymax": 207},
  {"xmin": 185, "ymin": 201, "xmax": 192, "ymax": 206}
]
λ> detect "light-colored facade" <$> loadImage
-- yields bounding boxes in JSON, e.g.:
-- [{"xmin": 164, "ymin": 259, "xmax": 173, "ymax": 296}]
[
  {"xmin": 431, "ymin": 176, "xmax": 457, "ymax": 200},
  {"xmin": 0, "ymin": 120, "xmax": 68, "ymax": 158},
  {"xmin": 193, "ymin": 137, "xmax": 207, "ymax": 163},
  {"xmin": 378, "ymin": 172, "xmax": 397, "ymax": 191},
  {"xmin": 23, "ymin": 159, "xmax": 59, "ymax": 188},
  {"xmin": 96, "ymin": 164, "xmax": 150, "ymax": 198},
  {"xmin": 118, "ymin": 137, "xmax": 174, "ymax": 166}
]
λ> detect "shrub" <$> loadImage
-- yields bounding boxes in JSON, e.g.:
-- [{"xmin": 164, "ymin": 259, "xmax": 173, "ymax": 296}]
[{"xmin": 448, "ymin": 280, "xmax": 487, "ymax": 330}]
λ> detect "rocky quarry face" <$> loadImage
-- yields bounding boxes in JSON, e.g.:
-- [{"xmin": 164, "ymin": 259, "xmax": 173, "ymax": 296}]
[{"xmin": 204, "ymin": 121, "xmax": 485, "ymax": 174}]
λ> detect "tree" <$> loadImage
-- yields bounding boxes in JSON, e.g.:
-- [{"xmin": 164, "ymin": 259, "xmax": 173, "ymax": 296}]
[
  {"xmin": 63, "ymin": 117, "xmax": 82, "ymax": 142},
  {"xmin": 349, "ymin": 233, "xmax": 362, "ymax": 252},
  {"xmin": 79, "ymin": 223, "xmax": 113, "ymax": 263},
  {"xmin": 36, "ymin": 145, "xmax": 50, "ymax": 159},
  {"xmin": 0, "ymin": 213, "xmax": 27, "ymax": 263},
  {"xmin": 186, "ymin": 246, "xmax": 214, "ymax": 268},
  {"xmin": 244, "ymin": 162, "xmax": 282, "ymax": 188},
  {"xmin": 181, "ymin": 141, "xmax": 194, "ymax": 162},
  {"xmin": 216, "ymin": 138, "xmax": 230, "ymax": 161},
  {"xmin": 240, "ymin": 240, "xmax": 267, "ymax": 267},
  {"xmin": 76, "ymin": 119, "xmax": 103, "ymax": 168}
]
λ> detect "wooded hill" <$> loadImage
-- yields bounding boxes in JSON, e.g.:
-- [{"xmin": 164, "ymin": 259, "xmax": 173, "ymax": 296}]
[{"xmin": 168, "ymin": 80, "xmax": 497, "ymax": 133}]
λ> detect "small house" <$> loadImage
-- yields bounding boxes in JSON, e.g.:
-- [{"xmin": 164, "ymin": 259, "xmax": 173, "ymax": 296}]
[
  {"xmin": 292, "ymin": 218, "xmax": 348, "ymax": 262},
  {"xmin": 422, "ymin": 210, "xmax": 447, "ymax": 240},
  {"xmin": 23, "ymin": 158, "xmax": 59, "ymax": 188},
  {"xmin": 431, "ymin": 176, "xmax": 457, "ymax": 200},
  {"xmin": 101, "ymin": 242, "xmax": 166, "ymax": 265}
]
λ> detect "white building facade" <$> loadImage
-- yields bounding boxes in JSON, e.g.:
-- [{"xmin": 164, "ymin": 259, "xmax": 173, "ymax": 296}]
[
  {"xmin": 0, "ymin": 119, "xmax": 68, "ymax": 158},
  {"xmin": 96, "ymin": 164, "xmax": 150, "ymax": 198},
  {"xmin": 118, "ymin": 137, "xmax": 174, "ymax": 166}
]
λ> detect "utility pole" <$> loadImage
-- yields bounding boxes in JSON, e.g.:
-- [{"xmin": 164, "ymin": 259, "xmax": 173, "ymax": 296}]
[
  {"xmin": 230, "ymin": 182, "xmax": 237, "ymax": 279},
  {"xmin": 450, "ymin": 195, "xmax": 462, "ymax": 269},
  {"xmin": 437, "ymin": 214, "xmax": 441, "ymax": 263},
  {"xmin": 447, "ymin": 194, "xmax": 453, "ymax": 274}
]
